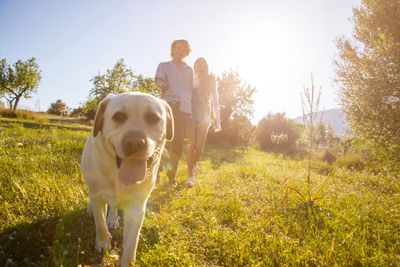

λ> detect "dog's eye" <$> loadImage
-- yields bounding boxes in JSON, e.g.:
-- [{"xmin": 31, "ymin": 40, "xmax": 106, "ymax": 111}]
[
  {"xmin": 145, "ymin": 112, "xmax": 161, "ymax": 125},
  {"xmin": 112, "ymin": 112, "xmax": 127, "ymax": 123}
]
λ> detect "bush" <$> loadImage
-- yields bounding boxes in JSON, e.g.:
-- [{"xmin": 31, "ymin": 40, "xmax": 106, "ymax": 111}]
[
  {"xmin": 335, "ymin": 153, "xmax": 365, "ymax": 170},
  {"xmin": 0, "ymin": 108, "xmax": 17, "ymax": 118},
  {"xmin": 47, "ymin": 99, "xmax": 70, "ymax": 116},
  {"xmin": 208, "ymin": 115, "xmax": 255, "ymax": 147},
  {"xmin": 315, "ymin": 149, "xmax": 336, "ymax": 164},
  {"xmin": 311, "ymin": 160, "xmax": 331, "ymax": 175},
  {"xmin": 256, "ymin": 112, "xmax": 300, "ymax": 155},
  {"xmin": 0, "ymin": 108, "xmax": 48, "ymax": 123}
]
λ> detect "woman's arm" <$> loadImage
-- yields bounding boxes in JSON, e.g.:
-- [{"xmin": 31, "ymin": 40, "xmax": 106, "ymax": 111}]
[{"xmin": 210, "ymin": 75, "xmax": 222, "ymax": 131}]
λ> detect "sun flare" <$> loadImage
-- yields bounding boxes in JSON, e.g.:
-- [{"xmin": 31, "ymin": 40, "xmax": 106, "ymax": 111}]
[{"xmin": 226, "ymin": 25, "xmax": 298, "ymax": 86}]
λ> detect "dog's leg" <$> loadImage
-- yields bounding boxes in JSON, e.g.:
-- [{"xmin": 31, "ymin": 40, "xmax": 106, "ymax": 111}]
[
  {"xmin": 106, "ymin": 206, "xmax": 120, "ymax": 229},
  {"xmin": 121, "ymin": 204, "xmax": 146, "ymax": 267},
  {"xmin": 90, "ymin": 197, "xmax": 111, "ymax": 253},
  {"xmin": 86, "ymin": 201, "xmax": 92, "ymax": 215}
]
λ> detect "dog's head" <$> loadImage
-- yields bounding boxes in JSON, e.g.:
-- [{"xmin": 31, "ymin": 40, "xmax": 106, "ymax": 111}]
[{"xmin": 92, "ymin": 92, "xmax": 174, "ymax": 185}]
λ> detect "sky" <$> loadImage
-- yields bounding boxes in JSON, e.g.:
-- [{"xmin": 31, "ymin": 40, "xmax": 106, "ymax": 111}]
[{"xmin": 0, "ymin": 0, "xmax": 360, "ymax": 123}]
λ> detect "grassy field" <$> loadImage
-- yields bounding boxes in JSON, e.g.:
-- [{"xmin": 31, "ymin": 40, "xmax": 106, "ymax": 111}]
[{"xmin": 0, "ymin": 119, "xmax": 399, "ymax": 266}]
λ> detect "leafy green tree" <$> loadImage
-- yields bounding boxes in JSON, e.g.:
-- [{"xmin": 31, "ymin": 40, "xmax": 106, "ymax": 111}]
[
  {"xmin": 47, "ymin": 99, "xmax": 70, "ymax": 116},
  {"xmin": 70, "ymin": 107, "xmax": 83, "ymax": 117},
  {"xmin": 133, "ymin": 74, "xmax": 160, "ymax": 97},
  {"xmin": 208, "ymin": 70, "xmax": 256, "ymax": 146},
  {"xmin": 82, "ymin": 59, "xmax": 160, "ymax": 120},
  {"xmin": 0, "ymin": 57, "xmax": 41, "ymax": 110},
  {"xmin": 217, "ymin": 70, "xmax": 256, "ymax": 126},
  {"xmin": 80, "ymin": 98, "xmax": 100, "ymax": 120},
  {"xmin": 335, "ymin": 0, "xmax": 400, "ymax": 163},
  {"xmin": 90, "ymin": 59, "xmax": 160, "ymax": 101},
  {"xmin": 90, "ymin": 59, "xmax": 135, "ymax": 101}
]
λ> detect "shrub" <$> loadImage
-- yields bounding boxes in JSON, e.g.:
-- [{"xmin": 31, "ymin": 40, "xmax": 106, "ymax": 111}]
[
  {"xmin": 256, "ymin": 112, "xmax": 300, "ymax": 155},
  {"xmin": 335, "ymin": 153, "xmax": 365, "ymax": 170},
  {"xmin": 208, "ymin": 115, "xmax": 255, "ymax": 147},
  {"xmin": 311, "ymin": 160, "xmax": 331, "ymax": 175},
  {"xmin": 0, "ymin": 108, "xmax": 48, "ymax": 123},
  {"xmin": 0, "ymin": 108, "xmax": 17, "ymax": 118},
  {"xmin": 47, "ymin": 99, "xmax": 70, "ymax": 116},
  {"xmin": 315, "ymin": 149, "xmax": 336, "ymax": 164}
]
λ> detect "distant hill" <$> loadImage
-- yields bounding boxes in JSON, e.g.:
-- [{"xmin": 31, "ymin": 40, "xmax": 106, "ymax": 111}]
[{"xmin": 293, "ymin": 108, "xmax": 348, "ymax": 135}]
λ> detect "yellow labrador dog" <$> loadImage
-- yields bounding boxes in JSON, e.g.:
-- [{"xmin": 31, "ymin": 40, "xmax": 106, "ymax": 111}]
[{"xmin": 81, "ymin": 92, "xmax": 173, "ymax": 266}]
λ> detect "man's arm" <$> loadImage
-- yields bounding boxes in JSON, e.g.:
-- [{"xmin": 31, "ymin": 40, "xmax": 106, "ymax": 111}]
[
  {"xmin": 155, "ymin": 78, "xmax": 169, "ymax": 94},
  {"xmin": 155, "ymin": 63, "xmax": 169, "ymax": 94}
]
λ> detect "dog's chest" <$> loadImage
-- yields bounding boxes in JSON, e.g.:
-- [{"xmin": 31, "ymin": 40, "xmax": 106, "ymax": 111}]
[{"xmin": 100, "ymin": 177, "xmax": 155, "ymax": 208}]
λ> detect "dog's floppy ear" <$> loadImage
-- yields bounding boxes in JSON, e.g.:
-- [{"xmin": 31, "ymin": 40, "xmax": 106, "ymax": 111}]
[
  {"xmin": 163, "ymin": 100, "xmax": 174, "ymax": 141},
  {"xmin": 93, "ymin": 95, "xmax": 113, "ymax": 137}
]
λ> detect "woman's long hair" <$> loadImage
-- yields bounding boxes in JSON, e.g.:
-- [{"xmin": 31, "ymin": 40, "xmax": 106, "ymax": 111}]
[{"xmin": 194, "ymin": 57, "xmax": 211, "ymax": 97}]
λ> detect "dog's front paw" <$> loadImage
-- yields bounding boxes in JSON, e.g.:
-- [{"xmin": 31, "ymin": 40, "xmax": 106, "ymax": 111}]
[
  {"xmin": 95, "ymin": 239, "xmax": 111, "ymax": 253},
  {"xmin": 95, "ymin": 232, "xmax": 111, "ymax": 253},
  {"xmin": 86, "ymin": 203, "xmax": 92, "ymax": 216}
]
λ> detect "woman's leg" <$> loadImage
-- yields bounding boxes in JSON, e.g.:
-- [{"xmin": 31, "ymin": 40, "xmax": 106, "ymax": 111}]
[
  {"xmin": 186, "ymin": 122, "xmax": 197, "ymax": 177},
  {"xmin": 192, "ymin": 123, "xmax": 210, "ymax": 166}
]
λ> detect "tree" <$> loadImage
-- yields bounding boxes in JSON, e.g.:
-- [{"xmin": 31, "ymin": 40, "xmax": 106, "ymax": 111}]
[
  {"xmin": 133, "ymin": 74, "xmax": 161, "ymax": 97},
  {"xmin": 70, "ymin": 107, "xmax": 83, "ymax": 117},
  {"xmin": 256, "ymin": 112, "xmax": 299, "ymax": 154},
  {"xmin": 82, "ymin": 59, "xmax": 160, "ymax": 120},
  {"xmin": 335, "ymin": 0, "xmax": 400, "ymax": 163},
  {"xmin": 217, "ymin": 70, "xmax": 255, "ymax": 123},
  {"xmin": 207, "ymin": 70, "xmax": 256, "ymax": 146},
  {"xmin": 47, "ymin": 99, "xmax": 70, "ymax": 116},
  {"xmin": 80, "ymin": 98, "xmax": 100, "ymax": 120},
  {"xmin": 90, "ymin": 59, "xmax": 136, "ymax": 101},
  {"xmin": 0, "ymin": 57, "xmax": 41, "ymax": 110},
  {"xmin": 89, "ymin": 59, "xmax": 160, "ymax": 102}
]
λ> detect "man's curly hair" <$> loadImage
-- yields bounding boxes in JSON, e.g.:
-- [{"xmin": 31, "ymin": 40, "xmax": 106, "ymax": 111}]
[{"xmin": 170, "ymin": 39, "xmax": 191, "ymax": 58}]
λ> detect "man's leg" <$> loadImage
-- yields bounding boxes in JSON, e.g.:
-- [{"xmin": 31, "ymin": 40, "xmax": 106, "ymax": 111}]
[{"xmin": 167, "ymin": 103, "xmax": 184, "ymax": 183}]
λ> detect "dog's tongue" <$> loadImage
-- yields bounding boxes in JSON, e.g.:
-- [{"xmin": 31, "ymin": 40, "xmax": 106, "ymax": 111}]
[{"xmin": 118, "ymin": 158, "xmax": 147, "ymax": 185}]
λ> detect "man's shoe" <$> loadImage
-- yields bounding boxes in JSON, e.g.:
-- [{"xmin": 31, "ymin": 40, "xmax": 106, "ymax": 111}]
[{"xmin": 168, "ymin": 179, "xmax": 177, "ymax": 187}]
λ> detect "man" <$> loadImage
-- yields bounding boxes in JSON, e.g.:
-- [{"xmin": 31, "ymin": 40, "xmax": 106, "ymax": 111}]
[{"xmin": 155, "ymin": 39, "xmax": 193, "ymax": 185}]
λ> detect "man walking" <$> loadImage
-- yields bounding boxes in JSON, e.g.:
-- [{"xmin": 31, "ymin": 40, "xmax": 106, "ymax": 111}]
[{"xmin": 155, "ymin": 39, "xmax": 193, "ymax": 185}]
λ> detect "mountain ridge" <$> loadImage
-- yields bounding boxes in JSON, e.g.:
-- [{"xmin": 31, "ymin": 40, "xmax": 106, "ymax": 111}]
[{"xmin": 293, "ymin": 108, "xmax": 348, "ymax": 135}]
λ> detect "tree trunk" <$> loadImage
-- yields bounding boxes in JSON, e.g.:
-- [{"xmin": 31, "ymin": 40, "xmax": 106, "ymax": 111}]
[
  {"xmin": 13, "ymin": 96, "xmax": 20, "ymax": 110},
  {"xmin": 6, "ymin": 98, "xmax": 13, "ymax": 110}
]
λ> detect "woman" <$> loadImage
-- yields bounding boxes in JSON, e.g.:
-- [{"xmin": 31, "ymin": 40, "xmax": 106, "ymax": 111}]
[{"xmin": 186, "ymin": 57, "xmax": 221, "ymax": 186}]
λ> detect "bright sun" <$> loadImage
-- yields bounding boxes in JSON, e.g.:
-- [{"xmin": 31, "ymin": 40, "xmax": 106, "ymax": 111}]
[{"xmin": 225, "ymin": 25, "xmax": 298, "ymax": 87}]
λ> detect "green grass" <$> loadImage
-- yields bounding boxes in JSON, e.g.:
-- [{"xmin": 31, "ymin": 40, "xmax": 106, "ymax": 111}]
[{"xmin": 1, "ymin": 120, "xmax": 399, "ymax": 266}]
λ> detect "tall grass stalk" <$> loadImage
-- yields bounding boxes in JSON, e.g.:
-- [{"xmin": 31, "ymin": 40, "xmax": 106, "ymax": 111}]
[{"xmin": 297, "ymin": 74, "xmax": 326, "ymax": 206}]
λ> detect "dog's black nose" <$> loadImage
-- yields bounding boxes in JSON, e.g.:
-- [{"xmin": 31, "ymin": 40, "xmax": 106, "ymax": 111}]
[{"xmin": 122, "ymin": 131, "xmax": 147, "ymax": 156}]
